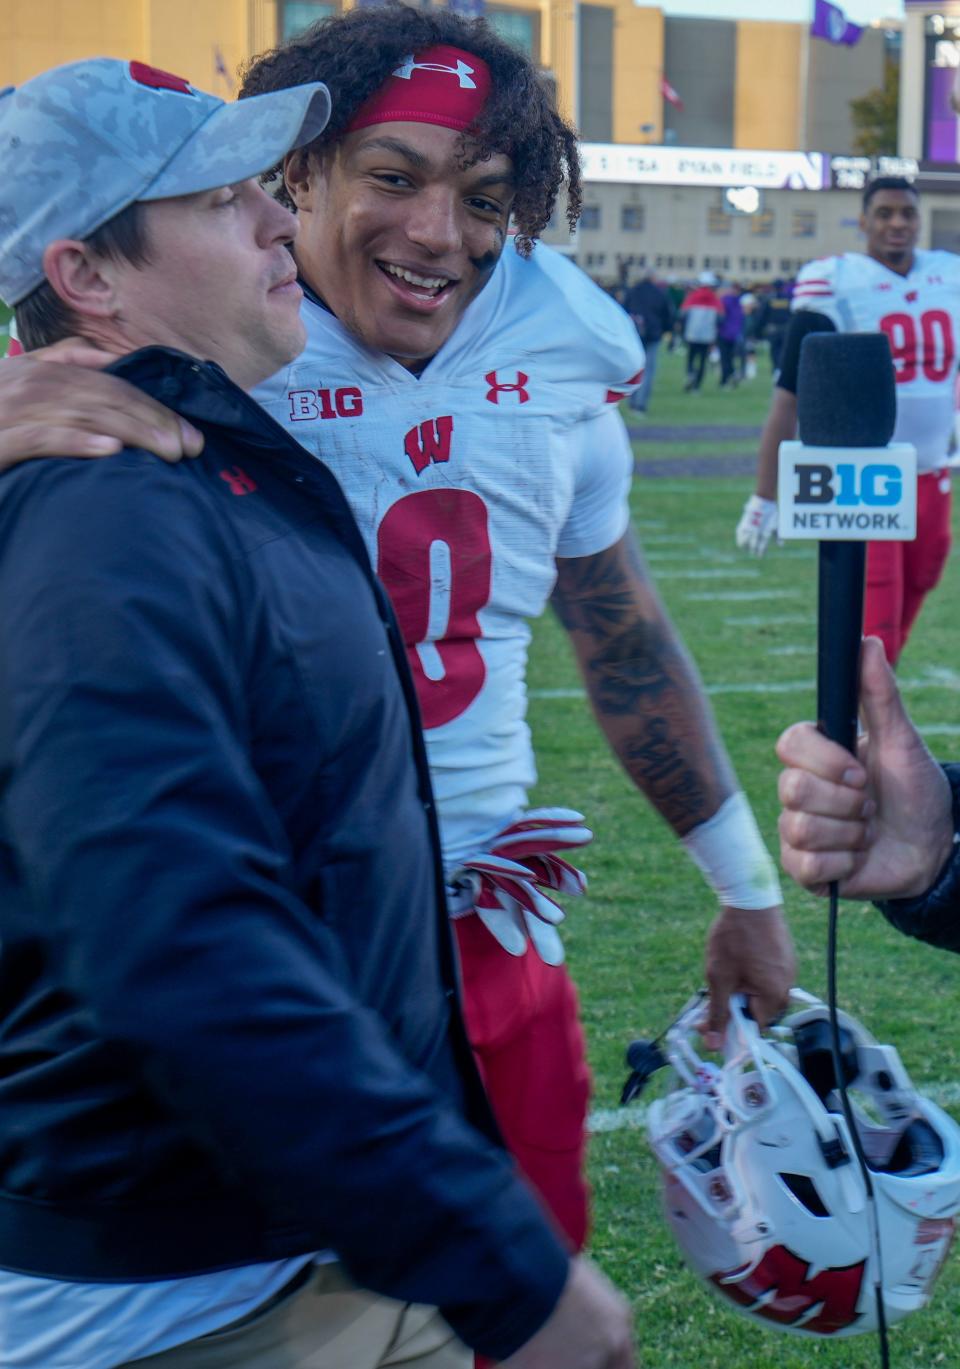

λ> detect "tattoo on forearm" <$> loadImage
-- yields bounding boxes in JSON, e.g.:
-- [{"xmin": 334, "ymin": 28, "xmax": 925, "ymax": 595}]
[
  {"xmin": 552, "ymin": 534, "xmax": 735, "ymax": 833},
  {"xmin": 621, "ymin": 718, "xmax": 708, "ymax": 830},
  {"xmin": 551, "ymin": 548, "xmax": 641, "ymax": 637}
]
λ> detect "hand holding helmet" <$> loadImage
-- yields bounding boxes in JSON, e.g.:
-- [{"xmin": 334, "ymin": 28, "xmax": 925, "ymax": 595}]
[{"xmin": 639, "ymin": 991, "xmax": 960, "ymax": 1339}]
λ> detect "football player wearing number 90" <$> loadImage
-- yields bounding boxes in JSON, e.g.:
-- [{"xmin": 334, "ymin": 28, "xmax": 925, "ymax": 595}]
[
  {"xmin": 2, "ymin": 4, "xmax": 794, "ymax": 1291},
  {"xmin": 736, "ymin": 178, "xmax": 959, "ymax": 665}
]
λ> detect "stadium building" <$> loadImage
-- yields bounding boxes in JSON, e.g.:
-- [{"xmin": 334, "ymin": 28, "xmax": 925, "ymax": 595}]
[{"xmin": 5, "ymin": 1, "xmax": 960, "ymax": 282}]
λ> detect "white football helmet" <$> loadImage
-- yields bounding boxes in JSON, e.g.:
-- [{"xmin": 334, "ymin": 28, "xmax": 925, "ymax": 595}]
[{"xmin": 646, "ymin": 991, "xmax": 960, "ymax": 1337}]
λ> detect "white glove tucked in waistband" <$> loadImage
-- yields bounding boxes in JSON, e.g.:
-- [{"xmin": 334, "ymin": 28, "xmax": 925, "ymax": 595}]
[{"xmin": 447, "ymin": 808, "xmax": 592, "ymax": 966}]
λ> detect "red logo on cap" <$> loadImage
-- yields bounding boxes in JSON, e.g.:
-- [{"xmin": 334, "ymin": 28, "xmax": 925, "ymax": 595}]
[{"xmin": 129, "ymin": 62, "xmax": 194, "ymax": 96}]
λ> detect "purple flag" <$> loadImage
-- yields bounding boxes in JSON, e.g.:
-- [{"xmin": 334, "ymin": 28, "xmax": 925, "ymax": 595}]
[{"xmin": 811, "ymin": 0, "xmax": 863, "ymax": 47}]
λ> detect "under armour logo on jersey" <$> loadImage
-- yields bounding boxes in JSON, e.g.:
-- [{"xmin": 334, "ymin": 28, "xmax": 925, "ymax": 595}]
[
  {"xmin": 393, "ymin": 55, "xmax": 477, "ymax": 89},
  {"xmin": 905, "ymin": 290, "xmax": 919, "ymax": 303},
  {"xmin": 404, "ymin": 416, "xmax": 454, "ymax": 475},
  {"xmin": 485, "ymin": 370, "xmax": 530, "ymax": 405},
  {"xmin": 219, "ymin": 466, "xmax": 257, "ymax": 496}
]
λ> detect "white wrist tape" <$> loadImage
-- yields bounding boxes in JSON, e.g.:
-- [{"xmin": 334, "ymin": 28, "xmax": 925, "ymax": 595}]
[{"xmin": 681, "ymin": 792, "xmax": 782, "ymax": 910}]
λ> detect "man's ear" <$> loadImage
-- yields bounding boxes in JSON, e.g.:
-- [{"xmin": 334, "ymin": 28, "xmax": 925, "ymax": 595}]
[
  {"xmin": 41, "ymin": 240, "xmax": 120, "ymax": 320},
  {"xmin": 284, "ymin": 148, "xmax": 321, "ymax": 213}
]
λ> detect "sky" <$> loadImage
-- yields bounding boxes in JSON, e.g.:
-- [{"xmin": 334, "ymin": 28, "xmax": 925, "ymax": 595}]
[{"xmin": 653, "ymin": 0, "xmax": 904, "ymax": 20}]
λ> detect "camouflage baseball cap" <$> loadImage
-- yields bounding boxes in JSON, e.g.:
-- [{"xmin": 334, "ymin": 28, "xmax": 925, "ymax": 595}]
[{"xmin": 0, "ymin": 58, "xmax": 331, "ymax": 306}]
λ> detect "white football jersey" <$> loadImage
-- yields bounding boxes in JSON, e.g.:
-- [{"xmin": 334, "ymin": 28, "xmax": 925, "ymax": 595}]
[
  {"xmin": 254, "ymin": 246, "xmax": 643, "ymax": 864},
  {"xmin": 792, "ymin": 250, "xmax": 960, "ymax": 471}
]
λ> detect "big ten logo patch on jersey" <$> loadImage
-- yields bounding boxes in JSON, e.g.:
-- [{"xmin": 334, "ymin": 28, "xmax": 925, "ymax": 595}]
[
  {"xmin": 485, "ymin": 370, "xmax": 530, "ymax": 405},
  {"xmin": 288, "ymin": 387, "xmax": 363, "ymax": 422},
  {"xmin": 404, "ymin": 416, "xmax": 454, "ymax": 475}
]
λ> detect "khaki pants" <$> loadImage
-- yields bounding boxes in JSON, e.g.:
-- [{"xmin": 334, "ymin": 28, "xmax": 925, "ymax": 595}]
[{"xmin": 119, "ymin": 1263, "xmax": 472, "ymax": 1369}]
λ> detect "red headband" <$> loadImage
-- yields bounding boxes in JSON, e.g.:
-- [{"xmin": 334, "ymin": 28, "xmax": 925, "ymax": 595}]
[{"xmin": 346, "ymin": 45, "xmax": 491, "ymax": 135}]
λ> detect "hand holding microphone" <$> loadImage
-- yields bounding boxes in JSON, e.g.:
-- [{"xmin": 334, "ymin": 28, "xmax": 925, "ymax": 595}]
[
  {"xmin": 772, "ymin": 332, "xmax": 952, "ymax": 902},
  {"xmin": 777, "ymin": 636, "xmax": 954, "ymax": 900}
]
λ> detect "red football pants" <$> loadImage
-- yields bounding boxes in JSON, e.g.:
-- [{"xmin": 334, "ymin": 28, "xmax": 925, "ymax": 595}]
[
  {"xmin": 454, "ymin": 916, "xmax": 592, "ymax": 1369},
  {"xmin": 864, "ymin": 469, "xmax": 951, "ymax": 665}
]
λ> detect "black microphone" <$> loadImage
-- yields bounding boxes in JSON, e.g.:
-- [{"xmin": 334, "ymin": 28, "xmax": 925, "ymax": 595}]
[{"xmin": 795, "ymin": 333, "xmax": 897, "ymax": 754}]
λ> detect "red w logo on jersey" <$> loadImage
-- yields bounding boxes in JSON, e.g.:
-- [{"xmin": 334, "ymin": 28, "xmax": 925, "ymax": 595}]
[
  {"xmin": 404, "ymin": 416, "xmax": 454, "ymax": 475},
  {"xmin": 485, "ymin": 370, "xmax": 530, "ymax": 404},
  {"xmin": 711, "ymin": 1245, "xmax": 865, "ymax": 1334}
]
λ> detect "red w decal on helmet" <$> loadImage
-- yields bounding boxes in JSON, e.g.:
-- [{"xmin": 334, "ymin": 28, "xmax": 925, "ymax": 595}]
[
  {"xmin": 711, "ymin": 1246, "xmax": 865, "ymax": 1334},
  {"xmin": 128, "ymin": 62, "xmax": 194, "ymax": 96}
]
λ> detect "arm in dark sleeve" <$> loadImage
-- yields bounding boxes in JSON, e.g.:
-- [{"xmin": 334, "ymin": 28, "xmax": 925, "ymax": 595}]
[
  {"xmin": 0, "ymin": 457, "xmax": 568, "ymax": 1358},
  {"xmin": 874, "ymin": 763, "xmax": 960, "ymax": 953},
  {"xmin": 776, "ymin": 310, "xmax": 837, "ymax": 394}
]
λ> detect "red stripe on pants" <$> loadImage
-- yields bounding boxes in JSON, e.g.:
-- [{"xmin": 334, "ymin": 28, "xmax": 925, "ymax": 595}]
[
  {"xmin": 453, "ymin": 916, "xmax": 592, "ymax": 1369},
  {"xmin": 864, "ymin": 468, "xmax": 951, "ymax": 664}
]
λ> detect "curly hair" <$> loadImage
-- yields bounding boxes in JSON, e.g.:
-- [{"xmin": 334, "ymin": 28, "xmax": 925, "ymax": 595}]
[{"xmin": 238, "ymin": 4, "xmax": 581, "ymax": 254}]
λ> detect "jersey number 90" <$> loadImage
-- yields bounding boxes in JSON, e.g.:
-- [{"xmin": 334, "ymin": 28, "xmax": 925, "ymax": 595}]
[{"xmin": 879, "ymin": 309, "xmax": 956, "ymax": 385}]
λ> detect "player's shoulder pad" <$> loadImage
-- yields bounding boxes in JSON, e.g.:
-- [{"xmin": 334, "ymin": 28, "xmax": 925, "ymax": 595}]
[
  {"xmin": 491, "ymin": 243, "xmax": 644, "ymax": 390},
  {"xmin": 918, "ymin": 248, "xmax": 960, "ymax": 283},
  {"xmin": 791, "ymin": 256, "xmax": 839, "ymax": 311}
]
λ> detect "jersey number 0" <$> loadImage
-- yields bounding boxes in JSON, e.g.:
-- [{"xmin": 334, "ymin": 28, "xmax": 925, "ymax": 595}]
[{"xmin": 377, "ymin": 489, "xmax": 493, "ymax": 729}]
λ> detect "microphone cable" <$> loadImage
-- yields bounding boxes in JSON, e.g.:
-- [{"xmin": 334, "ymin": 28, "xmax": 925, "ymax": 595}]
[{"xmin": 827, "ymin": 878, "xmax": 890, "ymax": 1369}]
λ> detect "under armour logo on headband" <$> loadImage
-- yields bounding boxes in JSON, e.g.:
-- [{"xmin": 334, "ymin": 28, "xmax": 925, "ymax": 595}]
[
  {"xmin": 345, "ymin": 43, "xmax": 492, "ymax": 135},
  {"xmin": 392, "ymin": 55, "xmax": 477, "ymax": 90}
]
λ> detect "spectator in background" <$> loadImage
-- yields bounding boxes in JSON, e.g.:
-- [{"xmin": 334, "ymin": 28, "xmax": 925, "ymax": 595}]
[
  {"xmin": 740, "ymin": 291, "xmax": 760, "ymax": 381},
  {"xmin": 624, "ymin": 268, "xmax": 674, "ymax": 414},
  {"xmin": 681, "ymin": 270, "xmax": 724, "ymax": 392},
  {"xmin": 756, "ymin": 278, "xmax": 793, "ymax": 376},
  {"xmin": 717, "ymin": 283, "xmax": 744, "ymax": 390},
  {"xmin": 666, "ymin": 274, "xmax": 686, "ymax": 352}
]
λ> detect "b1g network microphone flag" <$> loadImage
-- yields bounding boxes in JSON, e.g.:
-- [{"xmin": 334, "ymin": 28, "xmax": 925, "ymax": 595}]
[{"xmin": 811, "ymin": 0, "xmax": 863, "ymax": 47}]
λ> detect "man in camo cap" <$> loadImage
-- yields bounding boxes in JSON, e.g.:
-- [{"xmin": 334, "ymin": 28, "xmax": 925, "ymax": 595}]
[{"xmin": 0, "ymin": 58, "xmax": 617, "ymax": 1369}]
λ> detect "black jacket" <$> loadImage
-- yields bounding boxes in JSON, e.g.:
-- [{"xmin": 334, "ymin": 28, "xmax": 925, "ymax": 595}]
[
  {"xmin": 623, "ymin": 279, "xmax": 674, "ymax": 343},
  {"xmin": 0, "ymin": 349, "xmax": 567, "ymax": 1359},
  {"xmin": 875, "ymin": 763, "xmax": 960, "ymax": 954}
]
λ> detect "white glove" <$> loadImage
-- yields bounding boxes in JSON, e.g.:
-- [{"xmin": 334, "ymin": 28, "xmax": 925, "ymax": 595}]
[
  {"xmin": 735, "ymin": 494, "xmax": 779, "ymax": 556},
  {"xmin": 449, "ymin": 808, "xmax": 592, "ymax": 967}
]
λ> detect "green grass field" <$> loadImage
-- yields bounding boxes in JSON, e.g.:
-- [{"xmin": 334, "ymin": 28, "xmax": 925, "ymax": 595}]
[{"xmin": 527, "ymin": 344, "xmax": 960, "ymax": 1367}]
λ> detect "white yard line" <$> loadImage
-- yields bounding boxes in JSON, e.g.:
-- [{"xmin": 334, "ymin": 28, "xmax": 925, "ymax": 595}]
[
  {"xmin": 637, "ymin": 534, "xmax": 700, "ymax": 545},
  {"xmin": 725, "ymin": 614, "xmax": 813, "ymax": 626},
  {"xmin": 530, "ymin": 680, "xmax": 816, "ymax": 700},
  {"xmin": 705, "ymin": 679, "xmax": 813, "ymax": 696},
  {"xmin": 652, "ymin": 569, "xmax": 761, "ymax": 581},
  {"xmin": 686, "ymin": 590, "xmax": 799, "ymax": 603},
  {"xmin": 919, "ymin": 725, "xmax": 960, "ymax": 737},
  {"xmin": 529, "ymin": 668, "xmax": 960, "ymax": 705},
  {"xmin": 645, "ymin": 551, "xmax": 739, "ymax": 563},
  {"xmin": 767, "ymin": 644, "xmax": 814, "ymax": 657}
]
